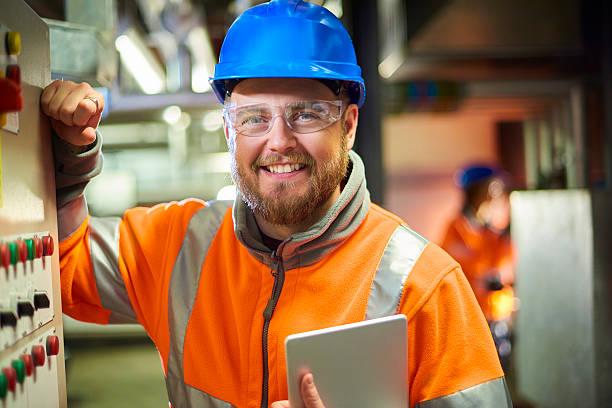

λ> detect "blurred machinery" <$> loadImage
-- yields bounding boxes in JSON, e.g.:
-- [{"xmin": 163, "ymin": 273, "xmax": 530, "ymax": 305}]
[
  {"xmin": 510, "ymin": 190, "xmax": 612, "ymax": 408},
  {"xmin": 0, "ymin": 1, "xmax": 66, "ymax": 407}
]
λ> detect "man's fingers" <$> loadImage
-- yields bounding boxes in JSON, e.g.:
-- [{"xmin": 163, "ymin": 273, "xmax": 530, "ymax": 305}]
[
  {"xmin": 46, "ymin": 81, "xmax": 75, "ymax": 123},
  {"xmin": 73, "ymin": 98, "xmax": 98, "ymax": 127},
  {"xmin": 80, "ymin": 127, "xmax": 97, "ymax": 145},
  {"xmin": 301, "ymin": 373, "xmax": 325, "ymax": 408},
  {"xmin": 50, "ymin": 119, "xmax": 96, "ymax": 147},
  {"xmin": 42, "ymin": 81, "xmax": 102, "ymax": 127},
  {"xmin": 270, "ymin": 401, "xmax": 290, "ymax": 408},
  {"xmin": 40, "ymin": 79, "xmax": 61, "ymax": 116}
]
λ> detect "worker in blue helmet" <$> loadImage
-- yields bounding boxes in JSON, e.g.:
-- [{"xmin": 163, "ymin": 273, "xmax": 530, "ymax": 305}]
[
  {"xmin": 441, "ymin": 165, "xmax": 516, "ymax": 370},
  {"xmin": 42, "ymin": 1, "xmax": 511, "ymax": 407}
]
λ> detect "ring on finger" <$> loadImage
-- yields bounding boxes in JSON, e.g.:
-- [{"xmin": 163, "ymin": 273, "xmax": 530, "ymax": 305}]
[{"xmin": 83, "ymin": 95, "xmax": 99, "ymax": 110}]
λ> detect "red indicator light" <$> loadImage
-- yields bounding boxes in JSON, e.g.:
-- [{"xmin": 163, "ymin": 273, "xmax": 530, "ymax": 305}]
[
  {"xmin": 1, "ymin": 367, "xmax": 16, "ymax": 392},
  {"xmin": 34, "ymin": 237, "xmax": 43, "ymax": 258},
  {"xmin": 42, "ymin": 235, "xmax": 54, "ymax": 256},
  {"xmin": 31, "ymin": 345, "xmax": 46, "ymax": 367},
  {"xmin": 46, "ymin": 335, "xmax": 60, "ymax": 356},
  {"xmin": 20, "ymin": 354, "xmax": 34, "ymax": 376}
]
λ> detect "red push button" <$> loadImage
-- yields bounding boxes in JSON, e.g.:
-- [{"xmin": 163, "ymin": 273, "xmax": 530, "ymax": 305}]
[
  {"xmin": 6, "ymin": 65, "xmax": 20, "ymax": 84},
  {"xmin": 31, "ymin": 345, "xmax": 46, "ymax": 367},
  {"xmin": 20, "ymin": 354, "xmax": 33, "ymax": 376},
  {"xmin": 0, "ymin": 243, "xmax": 9, "ymax": 268},
  {"xmin": 17, "ymin": 239, "xmax": 27, "ymax": 263},
  {"xmin": 46, "ymin": 335, "xmax": 60, "ymax": 356},
  {"xmin": 34, "ymin": 237, "xmax": 43, "ymax": 258},
  {"xmin": 42, "ymin": 235, "xmax": 54, "ymax": 256},
  {"xmin": 1, "ymin": 367, "xmax": 16, "ymax": 393},
  {"xmin": 0, "ymin": 78, "xmax": 22, "ymax": 112}
]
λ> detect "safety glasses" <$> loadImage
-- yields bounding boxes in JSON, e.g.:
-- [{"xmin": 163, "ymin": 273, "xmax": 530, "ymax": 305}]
[{"xmin": 223, "ymin": 100, "xmax": 344, "ymax": 137}]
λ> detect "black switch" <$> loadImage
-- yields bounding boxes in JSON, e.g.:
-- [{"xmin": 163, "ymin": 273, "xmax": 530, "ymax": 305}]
[
  {"xmin": 33, "ymin": 292, "xmax": 50, "ymax": 309},
  {"xmin": 0, "ymin": 311, "xmax": 17, "ymax": 327},
  {"xmin": 17, "ymin": 300, "xmax": 34, "ymax": 317}
]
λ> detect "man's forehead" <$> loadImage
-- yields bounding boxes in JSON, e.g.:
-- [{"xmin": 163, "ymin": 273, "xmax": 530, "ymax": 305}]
[{"xmin": 231, "ymin": 78, "xmax": 336, "ymax": 101}]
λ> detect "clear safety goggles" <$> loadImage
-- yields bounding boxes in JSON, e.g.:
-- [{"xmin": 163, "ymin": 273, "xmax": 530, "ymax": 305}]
[{"xmin": 223, "ymin": 100, "xmax": 344, "ymax": 137}]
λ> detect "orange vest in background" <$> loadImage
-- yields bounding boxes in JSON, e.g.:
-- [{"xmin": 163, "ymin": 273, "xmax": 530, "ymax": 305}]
[{"xmin": 441, "ymin": 214, "xmax": 515, "ymax": 321}]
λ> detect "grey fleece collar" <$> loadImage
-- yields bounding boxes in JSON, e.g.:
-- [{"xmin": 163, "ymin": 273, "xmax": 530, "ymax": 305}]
[{"xmin": 232, "ymin": 150, "xmax": 371, "ymax": 270}]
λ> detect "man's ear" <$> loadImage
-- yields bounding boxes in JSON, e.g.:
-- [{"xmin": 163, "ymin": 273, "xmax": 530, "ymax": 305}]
[
  {"xmin": 223, "ymin": 116, "xmax": 230, "ymax": 141},
  {"xmin": 343, "ymin": 104, "xmax": 358, "ymax": 151}
]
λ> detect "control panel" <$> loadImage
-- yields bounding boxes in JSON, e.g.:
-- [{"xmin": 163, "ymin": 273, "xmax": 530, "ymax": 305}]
[
  {"xmin": 1, "ymin": 1, "xmax": 67, "ymax": 407},
  {"xmin": 1, "ymin": 233, "xmax": 55, "ymax": 347}
]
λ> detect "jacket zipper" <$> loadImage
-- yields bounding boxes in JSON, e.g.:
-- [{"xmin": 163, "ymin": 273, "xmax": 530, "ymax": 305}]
[{"xmin": 260, "ymin": 252, "xmax": 285, "ymax": 408}]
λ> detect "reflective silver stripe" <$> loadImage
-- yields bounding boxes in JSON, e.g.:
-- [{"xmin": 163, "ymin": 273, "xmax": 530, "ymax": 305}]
[
  {"xmin": 365, "ymin": 224, "xmax": 429, "ymax": 320},
  {"xmin": 58, "ymin": 195, "xmax": 89, "ymax": 241},
  {"xmin": 89, "ymin": 216, "xmax": 137, "ymax": 324},
  {"xmin": 414, "ymin": 377, "xmax": 512, "ymax": 408},
  {"xmin": 166, "ymin": 201, "xmax": 232, "ymax": 408},
  {"xmin": 165, "ymin": 377, "xmax": 235, "ymax": 408}
]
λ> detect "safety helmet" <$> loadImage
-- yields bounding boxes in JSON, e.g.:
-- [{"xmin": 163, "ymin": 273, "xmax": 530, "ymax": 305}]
[
  {"xmin": 209, "ymin": 0, "xmax": 365, "ymax": 107},
  {"xmin": 457, "ymin": 165, "xmax": 498, "ymax": 190}
]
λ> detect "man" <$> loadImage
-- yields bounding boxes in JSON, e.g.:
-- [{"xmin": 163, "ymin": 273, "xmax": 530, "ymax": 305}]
[
  {"xmin": 42, "ymin": 1, "xmax": 511, "ymax": 407},
  {"xmin": 441, "ymin": 166, "xmax": 516, "ymax": 369}
]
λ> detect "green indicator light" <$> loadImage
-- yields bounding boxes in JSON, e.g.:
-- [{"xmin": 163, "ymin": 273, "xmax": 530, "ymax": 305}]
[
  {"xmin": 25, "ymin": 239, "xmax": 35, "ymax": 260},
  {"xmin": 11, "ymin": 360, "xmax": 25, "ymax": 384},
  {"xmin": 8, "ymin": 242, "xmax": 18, "ymax": 265},
  {"xmin": 0, "ymin": 374, "xmax": 7, "ymax": 398}
]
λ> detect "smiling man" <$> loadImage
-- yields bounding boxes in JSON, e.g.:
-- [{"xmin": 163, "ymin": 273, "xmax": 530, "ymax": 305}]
[
  {"xmin": 227, "ymin": 78, "xmax": 357, "ymax": 240},
  {"xmin": 44, "ymin": 1, "xmax": 512, "ymax": 407}
]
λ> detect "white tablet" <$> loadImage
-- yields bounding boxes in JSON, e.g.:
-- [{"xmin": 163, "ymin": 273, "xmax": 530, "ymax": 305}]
[{"xmin": 285, "ymin": 314, "xmax": 408, "ymax": 408}]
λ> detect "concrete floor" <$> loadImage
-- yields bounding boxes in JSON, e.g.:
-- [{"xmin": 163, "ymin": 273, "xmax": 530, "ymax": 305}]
[{"xmin": 65, "ymin": 340, "xmax": 168, "ymax": 407}]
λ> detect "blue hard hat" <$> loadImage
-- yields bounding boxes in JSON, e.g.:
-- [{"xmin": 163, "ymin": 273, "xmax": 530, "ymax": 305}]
[
  {"xmin": 457, "ymin": 165, "xmax": 497, "ymax": 190},
  {"xmin": 209, "ymin": 0, "xmax": 366, "ymax": 107}
]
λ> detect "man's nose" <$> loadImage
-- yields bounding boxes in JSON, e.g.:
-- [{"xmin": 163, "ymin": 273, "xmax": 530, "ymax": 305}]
[{"xmin": 266, "ymin": 115, "xmax": 297, "ymax": 152}]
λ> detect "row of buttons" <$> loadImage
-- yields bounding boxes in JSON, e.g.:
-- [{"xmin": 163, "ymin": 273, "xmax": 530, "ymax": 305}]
[
  {"xmin": 0, "ymin": 335, "xmax": 60, "ymax": 399},
  {"xmin": 0, "ymin": 235, "xmax": 54, "ymax": 268},
  {"xmin": 0, "ymin": 291, "xmax": 50, "ymax": 328}
]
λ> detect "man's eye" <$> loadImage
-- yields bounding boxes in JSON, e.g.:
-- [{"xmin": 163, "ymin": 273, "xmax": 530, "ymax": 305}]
[
  {"xmin": 293, "ymin": 111, "xmax": 321, "ymax": 121},
  {"xmin": 239, "ymin": 115, "xmax": 267, "ymax": 126}
]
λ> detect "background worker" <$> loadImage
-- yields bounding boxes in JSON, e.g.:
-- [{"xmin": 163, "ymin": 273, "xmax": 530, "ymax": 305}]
[
  {"xmin": 42, "ymin": 1, "xmax": 511, "ymax": 407},
  {"xmin": 441, "ymin": 165, "xmax": 516, "ymax": 369}
]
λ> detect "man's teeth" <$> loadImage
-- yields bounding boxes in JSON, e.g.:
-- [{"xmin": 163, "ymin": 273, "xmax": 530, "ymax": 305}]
[{"xmin": 266, "ymin": 163, "xmax": 303, "ymax": 174}]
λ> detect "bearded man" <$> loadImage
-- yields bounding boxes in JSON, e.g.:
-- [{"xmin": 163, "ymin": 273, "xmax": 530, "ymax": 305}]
[{"xmin": 43, "ymin": 1, "xmax": 511, "ymax": 407}]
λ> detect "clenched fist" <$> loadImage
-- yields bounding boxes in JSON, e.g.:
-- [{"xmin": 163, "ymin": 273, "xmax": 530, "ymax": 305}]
[{"xmin": 40, "ymin": 80, "xmax": 105, "ymax": 146}]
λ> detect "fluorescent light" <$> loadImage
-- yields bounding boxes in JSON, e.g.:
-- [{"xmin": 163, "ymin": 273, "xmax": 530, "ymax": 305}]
[
  {"xmin": 378, "ymin": 50, "xmax": 404, "ymax": 79},
  {"xmin": 185, "ymin": 26, "xmax": 216, "ymax": 93},
  {"xmin": 115, "ymin": 33, "xmax": 165, "ymax": 94},
  {"xmin": 162, "ymin": 105, "xmax": 182, "ymax": 124},
  {"xmin": 202, "ymin": 110, "xmax": 223, "ymax": 132}
]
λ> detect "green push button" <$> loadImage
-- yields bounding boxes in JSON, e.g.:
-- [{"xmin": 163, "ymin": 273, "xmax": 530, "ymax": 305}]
[
  {"xmin": 11, "ymin": 360, "xmax": 25, "ymax": 384},
  {"xmin": 8, "ymin": 242, "xmax": 18, "ymax": 265},
  {"xmin": 0, "ymin": 373, "xmax": 6, "ymax": 398},
  {"xmin": 25, "ymin": 239, "xmax": 35, "ymax": 260}
]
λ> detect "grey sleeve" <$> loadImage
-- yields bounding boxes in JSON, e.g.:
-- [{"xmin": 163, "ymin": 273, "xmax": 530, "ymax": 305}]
[
  {"xmin": 53, "ymin": 130, "xmax": 103, "ymax": 240},
  {"xmin": 53, "ymin": 129, "xmax": 103, "ymax": 208}
]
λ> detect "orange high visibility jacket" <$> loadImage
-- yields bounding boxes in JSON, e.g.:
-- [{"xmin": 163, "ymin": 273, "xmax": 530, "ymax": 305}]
[
  {"xmin": 56, "ymin": 139, "xmax": 510, "ymax": 408},
  {"xmin": 441, "ymin": 214, "xmax": 515, "ymax": 321}
]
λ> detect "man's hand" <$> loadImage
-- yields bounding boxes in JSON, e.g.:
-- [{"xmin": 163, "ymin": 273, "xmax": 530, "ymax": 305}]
[
  {"xmin": 41, "ymin": 80, "xmax": 105, "ymax": 146},
  {"xmin": 271, "ymin": 373, "xmax": 325, "ymax": 408}
]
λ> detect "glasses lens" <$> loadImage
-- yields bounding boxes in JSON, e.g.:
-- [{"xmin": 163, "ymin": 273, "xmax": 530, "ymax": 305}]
[
  {"xmin": 229, "ymin": 103, "xmax": 273, "ymax": 136},
  {"xmin": 285, "ymin": 101, "xmax": 342, "ymax": 133},
  {"xmin": 226, "ymin": 100, "xmax": 343, "ymax": 136}
]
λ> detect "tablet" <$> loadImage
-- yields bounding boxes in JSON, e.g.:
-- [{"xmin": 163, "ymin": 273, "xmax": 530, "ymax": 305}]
[{"xmin": 285, "ymin": 314, "xmax": 408, "ymax": 408}]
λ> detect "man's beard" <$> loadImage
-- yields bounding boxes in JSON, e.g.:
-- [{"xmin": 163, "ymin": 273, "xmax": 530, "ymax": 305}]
[{"xmin": 230, "ymin": 135, "xmax": 349, "ymax": 226}]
